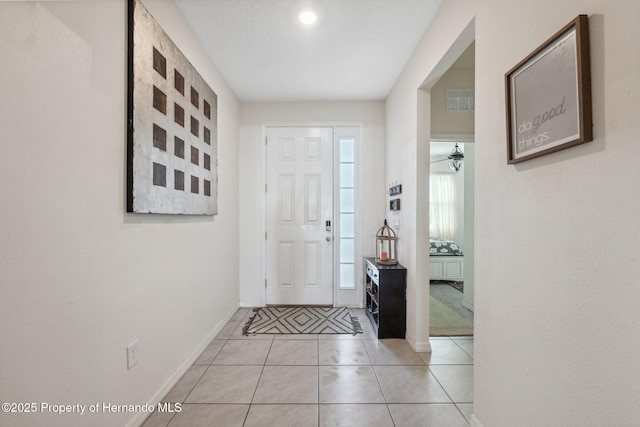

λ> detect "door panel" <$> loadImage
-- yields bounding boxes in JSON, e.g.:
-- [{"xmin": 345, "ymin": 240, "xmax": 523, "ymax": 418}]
[{"xmin": 266, "ymin": 127, "xmax": 333, "ymax": 305}]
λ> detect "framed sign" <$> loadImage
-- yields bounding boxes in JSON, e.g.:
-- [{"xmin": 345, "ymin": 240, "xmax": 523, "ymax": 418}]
[{"xmin": 505, "ymin": 15, "xmax": 592, "ymax": 164}]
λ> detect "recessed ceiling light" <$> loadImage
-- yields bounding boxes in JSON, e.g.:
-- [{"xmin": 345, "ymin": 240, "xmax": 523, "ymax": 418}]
[{"xmin": 298, "ymin": 8, "xmax": 318, "ymax": 25}]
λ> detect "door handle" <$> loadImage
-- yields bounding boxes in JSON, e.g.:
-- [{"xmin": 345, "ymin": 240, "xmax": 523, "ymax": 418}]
[{"xmin": 326, "ymin": 236, "xmax": 332, "ymax": 242}]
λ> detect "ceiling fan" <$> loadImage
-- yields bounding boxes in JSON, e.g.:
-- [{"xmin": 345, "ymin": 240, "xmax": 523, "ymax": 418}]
[{"xmin": 430, "ymin": 143, "xmax": 464, "ymax": 172}]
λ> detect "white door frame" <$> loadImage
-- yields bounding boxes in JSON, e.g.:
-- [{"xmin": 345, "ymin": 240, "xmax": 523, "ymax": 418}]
[{"xmin": 260, "ymin": 122, "xmax": 363, "ymax": 307}]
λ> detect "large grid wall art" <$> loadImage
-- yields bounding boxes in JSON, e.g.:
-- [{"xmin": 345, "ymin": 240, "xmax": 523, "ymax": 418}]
[{"xmin": 127, "ymin": 0, "xmax": 218, "ymax": 215}]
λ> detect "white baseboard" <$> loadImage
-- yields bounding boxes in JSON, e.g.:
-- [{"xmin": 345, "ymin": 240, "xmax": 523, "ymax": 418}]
[
  {"xmin": 406, "ymin": 334, "xmax": 432, "ymax": 353},
  {"xmin": 126, "ymin": 303, "xmax": 239, "ymax": 427},
  {"xmin": 413, "ymin": 340, "xmax": 432, "ymax": 353},
  {"xmin": 470, "ymin": 413, "xmax": 484, "ymax": 427},
  {"xmin": 240, "ymin": 301, "xmax": 262, "ymax": 308}
]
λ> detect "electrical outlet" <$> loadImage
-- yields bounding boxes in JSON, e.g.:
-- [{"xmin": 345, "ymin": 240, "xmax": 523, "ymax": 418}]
[{"xmin": 127, "ymin": 340, "xmax": 138, "ymax": 370}]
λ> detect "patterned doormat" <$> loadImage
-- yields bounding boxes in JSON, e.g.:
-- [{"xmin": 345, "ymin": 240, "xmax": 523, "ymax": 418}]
[{"xmin": 243, "ymin": 306, "xmax": 362, "ymax": 335}]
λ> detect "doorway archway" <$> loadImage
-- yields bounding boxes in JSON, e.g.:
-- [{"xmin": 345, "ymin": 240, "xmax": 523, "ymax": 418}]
[{"xmin": 416, "ymin": 20, "xmax": 476, "ymax": 341}]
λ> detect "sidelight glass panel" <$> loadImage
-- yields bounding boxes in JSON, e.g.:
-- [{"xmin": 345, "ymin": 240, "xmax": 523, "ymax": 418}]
[
  {"xmin": 340, "ymin": 138, "xmax": 354, "ymax": 162},
  {"xmin": 340, "ymin": 264, "xmax": 355, "ymax": 289},
  {"xmin": 340, "ymin": 239, "xmax": 354, "ymax": 263},
  {"xmin": 340, "ymin": 164, "xmax": 354, "ymax": 188},
  {"xmin": 340, "ymin": 189, "xmax": 354, "ymax": 213},
  {"xmin": 340, "ymin": 213, "xmax": 354, "ymax": 238},
  {"xmin": 338, "ymin": 135, "xmax": 356, "ymax": 290}
]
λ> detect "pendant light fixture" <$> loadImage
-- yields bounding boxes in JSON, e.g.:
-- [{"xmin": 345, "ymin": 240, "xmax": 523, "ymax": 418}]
[{"xmin": 448, "ymin": 143, "xmax": 464, "ymax": 172}]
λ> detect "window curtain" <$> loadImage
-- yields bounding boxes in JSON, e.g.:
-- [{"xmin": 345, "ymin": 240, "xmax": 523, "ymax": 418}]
[{"xmin": 429, "ymin": 173, "xmax": 457, "ymax": 240}]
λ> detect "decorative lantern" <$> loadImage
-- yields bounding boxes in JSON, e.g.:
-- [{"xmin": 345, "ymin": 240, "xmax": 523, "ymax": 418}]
[{"xmin": 375, "ymin": 219, "xmax": 398, "ymax": 265}]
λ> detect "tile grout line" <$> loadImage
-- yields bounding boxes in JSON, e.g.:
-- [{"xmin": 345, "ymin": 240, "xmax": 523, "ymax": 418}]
[
  {"xmin": 150, "ymin": 308, "xmax": 473, "ymax": 426},
  {"xmin": 426, "ymin": 364, "xmax": 462, "ymax": 408},
  {"xmin": 243, "ymin": 328, "xmax": 276, "ymax": 427},
  {"xmin": 234, "ymin": 317, "xmax": 251, "ymax": 425},
  {"xmin": 451, "ymin": 336, "xmax": 474, "ymax": 359},
  {"xmin": 363, "ymin": 336, "xmax": 399, "ymax": 426},
  {"xmin": 165, "ymin": 334, "xmax": 231, "ymax": 427},
  {"xmin": 317, "ymin": 333, "xmax": 320, "ymax": 427}
]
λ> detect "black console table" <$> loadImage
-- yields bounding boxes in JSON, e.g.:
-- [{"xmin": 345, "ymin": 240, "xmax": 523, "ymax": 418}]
[{"xmin": 364, "ymin": 257, "xmax": 406, "ymax": 338}]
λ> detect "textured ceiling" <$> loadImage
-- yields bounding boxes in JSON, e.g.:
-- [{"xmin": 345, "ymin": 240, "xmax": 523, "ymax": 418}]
[{"xmin": 173, "ymin": 0, "xmax": 444, "ymax": 102}]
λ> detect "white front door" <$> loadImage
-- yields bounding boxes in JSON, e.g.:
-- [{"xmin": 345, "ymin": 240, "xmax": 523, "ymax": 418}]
[{"xmin": 266, "ymin": 127, "xmax": 334, "ymax": 305}]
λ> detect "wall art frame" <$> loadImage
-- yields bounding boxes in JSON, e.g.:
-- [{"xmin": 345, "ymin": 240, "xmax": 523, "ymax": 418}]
[
  {"xmin": 505, "ymin": 15, "xmax": 592, "ymax": 164},
  {"xmin": 127, "ymin": 0, "xmax": 218, "ymax": 215},
  {"xmin": 388, "ymin": 184, "xmax": 402, "ymax": 196}
]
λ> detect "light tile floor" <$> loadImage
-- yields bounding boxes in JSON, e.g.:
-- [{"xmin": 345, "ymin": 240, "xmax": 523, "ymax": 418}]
[{"xmin": 142, "ymin": 308, "xmax": 473, "ymax": 427}]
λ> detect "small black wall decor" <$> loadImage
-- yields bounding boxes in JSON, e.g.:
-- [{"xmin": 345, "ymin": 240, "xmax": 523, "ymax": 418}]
[{"xmin": 389, "ymin": 184, "xmax": 402, "ymax": 196}]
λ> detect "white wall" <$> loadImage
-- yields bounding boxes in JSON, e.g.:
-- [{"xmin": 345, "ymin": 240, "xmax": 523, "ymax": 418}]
[
  {"xmin": 238, "ymin": 102, "xmax": 386, "ymax": 307},
  {"xmin": 386, "ymin": 0, "xmax": 475, "ymax": 352},
  {"xmin": 387, "ymin": 0, "xmax": 640, "ymax": 425},
  {"xmin": 462, "ymin": 144, "xmax": 475, "ymax": 311},
  {"xmin": 0, "ymin": 2, "xmax": 240, "ymax": 426}
]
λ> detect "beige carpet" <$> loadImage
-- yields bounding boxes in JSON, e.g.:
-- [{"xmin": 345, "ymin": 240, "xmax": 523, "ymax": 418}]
[{"xmin": 430, "ymin": 297, "xmax": 474, "ymax": 336}]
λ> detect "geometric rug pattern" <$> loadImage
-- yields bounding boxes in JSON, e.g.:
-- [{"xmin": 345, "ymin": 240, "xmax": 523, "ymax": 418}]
[{"xmin": 243, "ymin": 306, "xmax": 362, "ymax": 335}]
